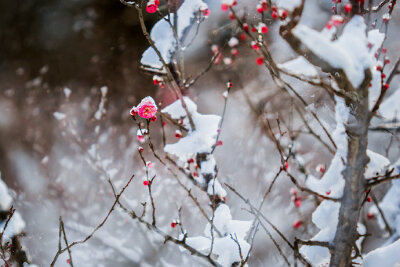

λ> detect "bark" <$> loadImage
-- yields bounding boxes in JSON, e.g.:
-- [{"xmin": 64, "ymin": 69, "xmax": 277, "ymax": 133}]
[
  {"xmin": 330, "ymin": 95, "xmax": 370, "ymax": 267},
  {"xmin": 279, "ymin": 2, "xmax": 374, "ymax": 265}
]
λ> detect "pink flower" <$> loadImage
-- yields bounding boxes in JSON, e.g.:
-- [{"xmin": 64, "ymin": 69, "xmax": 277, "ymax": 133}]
[{"xmin": 137, "ymin": 96, "xmax": 158, "ymax": 119}]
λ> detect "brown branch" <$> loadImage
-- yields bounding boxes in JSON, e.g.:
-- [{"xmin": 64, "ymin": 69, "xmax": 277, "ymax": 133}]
[{"xmin": 50, "ymin": 174, "xmax": 135, "ymax": 266}]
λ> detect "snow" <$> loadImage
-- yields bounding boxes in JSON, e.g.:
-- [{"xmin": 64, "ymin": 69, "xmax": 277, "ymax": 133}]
[
  {"xmin": 301, "ymin": 97, "xmax": 350, "ymax": 265},
  {"xmin": 380, "ymin": 88, "xmax": 400, "ymax": 121},
  {"xmin": 207, "ymin": 179, "xmax": 227, "ymax": 199},
  {"xmin": 278, "ymin": 56, "xmax": 319, "ymax": 80},
  {"xmin": 0, "ymin": 177, "xmax": 13, "ymax": 210},
  {"xmin": 63, "ymin": 87, "xmax": 72, "ymax": 98},
  {"xmin": 182, "ymin": 204, "xmax": 251, "ymax": 267},
  {"xmin": 53, "ymin": 112, "xmax": 66, "ymax": 120},
  {"xmin": 140, "ymin": 0, "xmax": 208, "ymax": 71},
  {"xmin": 275, "ymin": 0, "xmax": 301, "ymax": 12},
  {"xmin": 1, "ymin": 211, "xmax": 26, "ymax": 241},
  {"xmin": 365, "ymin": 150, "xmax": 390, "ymax": 178},
  {"xmin": 370, "ymin": 159, "xmax": 400, "ymax": 238},
  {"xmin": 293, "ymin": 16, "xmax": 372, "ymax": 88},
  {"xmin": 162, "ymin": 97, "xmax": 220, "ymax": 161},
  {"xmin": 0, "ymin": 174, "xmax": 26, "ymax": 242},
  {"xmin": 363, "ymin": 238, "xmax": 400, "ymax": 267},
  {"xmin": 228, "ymin": 37, "xmax": 239, "ymax": 47}
]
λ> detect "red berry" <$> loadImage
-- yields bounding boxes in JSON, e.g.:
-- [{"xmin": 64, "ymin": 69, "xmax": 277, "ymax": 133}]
[
  {"xmin": 367, "ymin": 213, "xmax": 374, "ymax": 220},
  {"xmin": 229, "ymin": 12, "xmax": 235, "ymax": 20},
  {"xmin": 326, "ymin": 190, "xmax": 331, "ymax": 195},
  {"xmin": 202, "ymin": 8, "xmax": 210, "ymax": 17},
  {"xmin": 262, "ymin": 2, "xmax": 269, "ymax": 10},
  {"xmin": 295, "ymin": 199, "xmax": 302, "ymax": 208},
  {"xmin": 382, "ymin": 47, "xmax": 387, "ymax": 54},
  {"xmin": 239, "ymin": 33, "xmax": 246, "ymax": 41},
  {"xmin": 193, "ymin": 172, "xmax": 198, "ymax": 177},
  {"xmin": 188, "ymin": 158, "xmax": 195, "ymax": 164},
  {"xmin": 325, "ymin": 22, "xmax": 333, "ymax": 30},
  {"xmin": 242, "ymin": 23, "xmax": 249, "ymax": 32},
  {"xmin": 256, "ymin": 56, "xmax": 264, "ymax": 65},
  {"xmin": 138, "ymin": 146, "xmax": 144, "ymax": 152},
  {"xmin": 150, "ymin": 115, "xmax": 157, "ymax": 122},
  {"xmin": 143, "ymin": 180, "xmax": 149, "ymax": 186},
  {"xmin": 383, "ymin": 83, "xmax": 389, "ymax": 90},
  {"xmin": 293, "ymin": 220, "xmax": 302, "ymax": 228},
  {"xmin": 367, "ymin": 197, "xmax": 372, "ymax": 202},
  {"xmin": 344, "ymin": 4, "xmax": 352, "ymax": 13},
  {"xmin": 67, "ymin": 259, "xmax": 71, "ymax": 264},
  {"xmin": 154, "ymin": 0, "xmax": 159, "ymax": 5},
  {"xmin": 280, "ymin": 10, "xmax": 288, "ymax": 19},
  {"xmin": 281, "ymin": 161, "xmax": 289, "ymax": 171},
  {"xmin": 251, "ymin": 27, "xmax": 257, "ymax": 32},
  {"xmin": 381, "ymin": 73, "xmax": 386, "ymax": 79},
  {"xmin": 221, "ymin": 4, "xmax": 229, "ymax": 11},
  {"xmin": 162, "ymin": 121, "xmax": 166, "ymax": 126},
  {"xmin": 257, "ymin": 4, "xmax": 264, "ymax": 13},
  {"xmin": 216, "ymin": 140, "xmax": 223, "ymax": 146},
  {"xmin": 271, "ymin": 11, "xmax": 279, "ymax": 19},
  {"xmin": 271, "ymin": 6, "xmax": 277, "ymax": 12},
  {"xmin": 261, "ymin": 25, "xmax": 268, "ymax": 34},
  {"xmin": 376, "ymin": 65, "xmax": 382, "ymax": 71},
  {"xmin": 384, "ymin": 58, "xmax": 390, "ymax": 65},
  {"xmin": 171, "ymin": 222, "xmax": 177, "ymax": 228}
]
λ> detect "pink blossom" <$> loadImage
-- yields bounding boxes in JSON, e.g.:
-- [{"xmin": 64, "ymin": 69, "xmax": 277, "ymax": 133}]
[
  {"xmin": 146, "ymin": 4, "xmax": 157, "ymax": 13},
  {"xmin": 137, "ymin": 96, "xmax": 158, "ymax": 119}
]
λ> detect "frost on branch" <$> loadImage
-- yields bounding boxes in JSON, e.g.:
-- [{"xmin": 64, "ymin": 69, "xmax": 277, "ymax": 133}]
[
  {"xmin": 181, "ymin": 204, "xmax": 252, "ymax": 267},
  {"xmin": 140, "ymin": 0, "xmax": 208, "ymax": 72}
]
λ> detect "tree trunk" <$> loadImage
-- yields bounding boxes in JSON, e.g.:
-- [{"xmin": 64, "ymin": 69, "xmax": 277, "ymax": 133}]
[{"xmin": 330, "ymin": 87, "xmax": 370, "ymax": 267}]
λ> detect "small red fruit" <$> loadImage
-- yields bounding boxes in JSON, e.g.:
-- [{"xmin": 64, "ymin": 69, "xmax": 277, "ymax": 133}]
[
  {"xmin": 221, "ymin": 4, "xmax": 229, "ymax": 11},
  {"xmin": 293, "ymin": 220, "xmax": 302, "ymax": 228},
  {"xmin": 256, "ymin": 56, "xmax": 264, "ymax": 65},
  {"xmin": 383, "ymin": 83, "xmax": 389, "ymax": 90},
  {"xmin": 280, "ymin": 10, "xmax": 288, "ymax": 19},
  {"xmin": 344, "ymin": 4, "xmax": 352, "ymax": 13},
  {"xmin": 143, "ymin": 180, "xmax": 149, "ymax": 186},
  {"xmin": 216, "ymin": 140, "xmax": 223, "ymax": 146},
  {"xmin": 171, "ymin": 222, "xmax": 177, "ymax": 228},
  {"xmin": 257, "ymin": 4, "xmax": 264, "ymax": 13},
  {"xmin": 261, "ymin": 25, "xmax": 268, "ymax": 34}
]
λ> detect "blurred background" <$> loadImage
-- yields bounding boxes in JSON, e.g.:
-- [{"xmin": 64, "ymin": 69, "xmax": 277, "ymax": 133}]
[{"xmin": 0, "ymin": 0, "xmax": 399, "ymax": 266}]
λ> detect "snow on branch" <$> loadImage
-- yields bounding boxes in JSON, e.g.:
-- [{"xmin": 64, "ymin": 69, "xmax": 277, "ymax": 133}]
[{"xmin": 140, "ymin": 0, "xmax": 208, "ymax": 72}]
